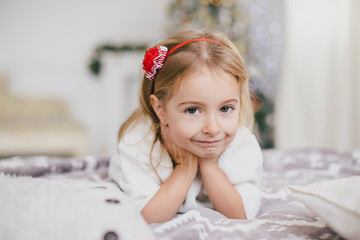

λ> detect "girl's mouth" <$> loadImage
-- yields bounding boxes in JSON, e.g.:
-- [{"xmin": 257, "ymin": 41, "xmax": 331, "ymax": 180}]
[{"xmin": 195, "ymin": 139, "xmax": 222, "ymax": 147}]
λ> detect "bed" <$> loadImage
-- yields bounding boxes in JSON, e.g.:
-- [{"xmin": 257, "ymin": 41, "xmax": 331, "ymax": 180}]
[{"xmin": 1, "ymin": 148, "xmax": 359, "ymax": 240}]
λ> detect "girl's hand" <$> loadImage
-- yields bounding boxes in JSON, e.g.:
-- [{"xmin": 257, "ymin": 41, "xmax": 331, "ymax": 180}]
[
  {"xmin": 198, "ymin": 157, "xmax": 218, "ymax": 165},
  {"xmin": 160, "ymin": 124, "xmax": 197, "ymax": 168},
  {"xmin": 141, "ymin": 122, "xmax": 199, "ymax": 224},
  {"xmin": 198, "ymin": 155, "xmax": 220, "ymax": 169},
  {"xmin": 198, "ymin": 155, "xmax": 247, "ymax": 219}
]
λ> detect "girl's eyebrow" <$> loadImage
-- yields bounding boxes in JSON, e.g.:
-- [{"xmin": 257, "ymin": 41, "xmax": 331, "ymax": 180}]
[
  {"xmin": 177, "ymin": 99, "xmax": 239, "ymax": 107},
  {"xmin": 222, "ymin": 99, "xmax": 239, "ymax": 104},
  {"xmin": 177, "ymin": 101, "xmax": 204, "ymax": 107}
]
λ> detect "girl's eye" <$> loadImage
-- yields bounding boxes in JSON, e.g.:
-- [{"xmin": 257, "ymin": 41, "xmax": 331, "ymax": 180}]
[
  {"xmin": 220, "ymin": 106, "xmax": 233, "ymax": 113},
  {"xmin": 185, "ymin": 107, "xmax": 199, "ymax": 115}
]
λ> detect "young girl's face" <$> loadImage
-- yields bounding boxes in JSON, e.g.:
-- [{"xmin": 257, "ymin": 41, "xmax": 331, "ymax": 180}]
[{"xmin": 163, "ymin": 67, "xmax": 240, "ymax": 159}]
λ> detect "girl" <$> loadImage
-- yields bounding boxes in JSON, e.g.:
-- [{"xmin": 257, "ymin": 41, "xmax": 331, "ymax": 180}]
[{"xmin": 109, "ymin": 29, "xmax": 263, "ymax": 224}]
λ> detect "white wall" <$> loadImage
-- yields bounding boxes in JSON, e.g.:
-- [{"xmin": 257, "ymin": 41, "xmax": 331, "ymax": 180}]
[
  {"xmin": 0, "ymin": 0, "xmax": 169, "ymax": 155},
  {"xmin": 4, "ymin": 0, "xmax": 357, "ymax": 155},
  {"xmin": 275, "ymin": 0, "xmax": 360, "ymax": 150}
]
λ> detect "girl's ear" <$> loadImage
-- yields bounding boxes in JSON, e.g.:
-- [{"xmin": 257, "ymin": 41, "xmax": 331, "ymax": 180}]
[{"xmin": 150, "ymin": 94, "xmax": 166, "ymax": 121}]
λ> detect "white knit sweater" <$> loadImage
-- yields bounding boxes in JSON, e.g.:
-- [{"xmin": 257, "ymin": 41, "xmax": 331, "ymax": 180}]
[{"xmin": 109, "ymin": 119, "xmax": 263, "ymax": 219}]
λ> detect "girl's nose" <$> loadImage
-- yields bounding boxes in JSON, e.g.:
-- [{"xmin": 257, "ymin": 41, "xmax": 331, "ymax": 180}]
[{"xmin": 202, "ymin": 115, "xmax": 221, "ymax": 135}]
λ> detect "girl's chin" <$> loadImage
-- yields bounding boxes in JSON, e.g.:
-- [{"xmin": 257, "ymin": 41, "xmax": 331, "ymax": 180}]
[
  {"xmin": 179, "ymin": 144, "xmax": 224, "ymax": 159},
  {"xmin": 189, "ymin": 149, "xmax": 220, "ymax": 159}
]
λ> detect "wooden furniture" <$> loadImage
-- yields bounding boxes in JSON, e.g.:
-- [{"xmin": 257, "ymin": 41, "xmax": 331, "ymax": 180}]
[{"xmin": 0, "ymin": 77, "xmax": 87, "ymax": 158}]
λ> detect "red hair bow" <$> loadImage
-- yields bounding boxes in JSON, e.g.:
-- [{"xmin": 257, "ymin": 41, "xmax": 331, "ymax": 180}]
[{"xmin": 142, "ymin": 46, "xmax": 168, "ymax": 81}]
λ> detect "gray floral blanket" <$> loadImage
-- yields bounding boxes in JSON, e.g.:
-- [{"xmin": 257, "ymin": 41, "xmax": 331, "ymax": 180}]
[{"xmin": 1, "ymin": 148, "xmax": 359, "ymax": 239}]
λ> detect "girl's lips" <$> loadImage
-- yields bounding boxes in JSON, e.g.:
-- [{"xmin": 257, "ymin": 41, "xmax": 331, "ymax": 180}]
[{"xmin": 195, "ymin": 139, "xmax": 222, "ymax": 146}]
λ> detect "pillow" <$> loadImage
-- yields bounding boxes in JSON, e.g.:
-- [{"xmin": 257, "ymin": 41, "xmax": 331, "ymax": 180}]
[
  {"xmin": 0, "ymin": 175, "xmax": 155, "ymax": 240},
  {"xmin": 287, "ymin": 176, "xmax": 360, "ymax": 240}
]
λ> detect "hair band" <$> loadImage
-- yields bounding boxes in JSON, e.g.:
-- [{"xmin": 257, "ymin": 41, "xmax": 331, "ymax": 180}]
[
  {"xmin": 167, "ymin": 38, "xmax": 225, "ymax": 56},
  {"xmin": 142, "ymin": 38, "xmax": 225, "ymax": 81}
]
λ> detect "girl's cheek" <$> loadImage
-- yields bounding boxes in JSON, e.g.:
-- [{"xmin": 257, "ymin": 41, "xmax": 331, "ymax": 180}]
[
  {"xmin": 170, "ymin": 124, "xmax": 195, "ymax": 143},
  {"xmin": 230, "ymin": 122, "xmax": 240, "ymax": 134},
  {"xmin": 222, "ymin": 117, "xmax": 238, "ymax": 131}
]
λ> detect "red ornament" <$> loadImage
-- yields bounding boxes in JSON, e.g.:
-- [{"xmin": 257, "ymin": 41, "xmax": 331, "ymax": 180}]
[
  {"xmin": 143, "ymin": 47, "xmax": 159, "ymax": 72},
  {"xmin": 142, "ymin": 46, "xmax": 168, "ymax": 80}
]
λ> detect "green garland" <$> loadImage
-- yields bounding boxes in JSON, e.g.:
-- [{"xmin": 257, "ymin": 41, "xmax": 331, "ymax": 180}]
[{"xmin": 89, "ymin": 44, "xmax": 147, "ymax": 76}]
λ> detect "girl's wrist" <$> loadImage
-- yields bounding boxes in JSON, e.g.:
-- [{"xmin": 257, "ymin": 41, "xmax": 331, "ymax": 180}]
[
  {"xmin": 198, "ymin": 158, "xmax": 218, "ymax": 171},
  {"xmin": 174, "ymin": 161, "xmax": 198, "ymax": 178}
]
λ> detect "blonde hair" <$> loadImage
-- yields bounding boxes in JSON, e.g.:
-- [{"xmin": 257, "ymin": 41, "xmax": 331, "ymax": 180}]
[{"xmin": 118, "ymin": 29, "xmax": 253, "ymax": 178}]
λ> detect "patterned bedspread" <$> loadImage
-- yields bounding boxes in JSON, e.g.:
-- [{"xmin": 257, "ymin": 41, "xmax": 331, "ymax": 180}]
[{"xmin": 1, "ymin": 148, "xmax": 359, "ymax": 239}]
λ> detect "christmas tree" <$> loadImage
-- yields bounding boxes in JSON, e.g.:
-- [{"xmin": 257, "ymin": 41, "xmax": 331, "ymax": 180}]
[{"xmin": 167, "ymin": 0, "xmax": 284, "ymax": 148}]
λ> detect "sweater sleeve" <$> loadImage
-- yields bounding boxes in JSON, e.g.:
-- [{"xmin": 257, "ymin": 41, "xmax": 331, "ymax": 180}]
[
  {"xmin": 218, "ymin": 127, "xmax": 263, "ymax": 219},
  {"xmin": 108, "ymin": 122, "xmax": 173, "ymax": 212}
]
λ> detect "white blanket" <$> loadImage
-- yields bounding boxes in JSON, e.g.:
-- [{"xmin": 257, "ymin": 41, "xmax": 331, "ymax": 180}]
[{"xmin": 0, "ymin": 175, "xmax": 154, "ymax": 240}]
